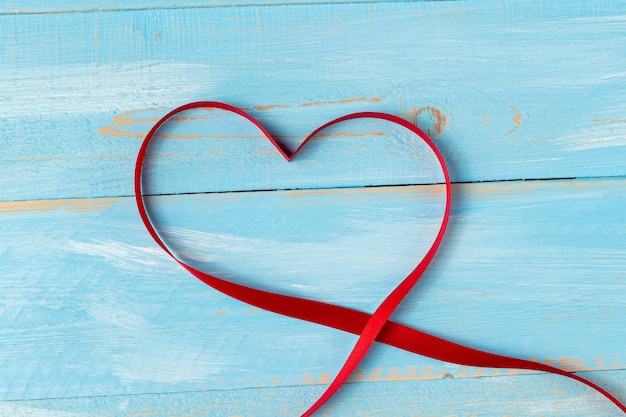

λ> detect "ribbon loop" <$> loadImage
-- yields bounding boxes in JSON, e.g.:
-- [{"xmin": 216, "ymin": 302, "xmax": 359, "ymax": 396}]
[{"xmin": 135, "ymin": 102, "xmax": 626, "ymax": 416}]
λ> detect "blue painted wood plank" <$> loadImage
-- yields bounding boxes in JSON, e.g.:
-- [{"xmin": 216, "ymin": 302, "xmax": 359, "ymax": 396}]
[
  {"xmin": 1, "ymin": 1, "xmax": 626, "ymax": 201},
  {"xmin": 2, "ymin": 1, "xmax": 626, "ymax": 415},
  {"xmin": 1, "ymin": 370, "xmax": 624, "ymax": 416},
  {"xmin": 0, "ymin": 0, "xmax": 433, "ymax": 15},
  {"xmin": 1, "ymin": 178, "xmax": 624, "ymax": 401}
]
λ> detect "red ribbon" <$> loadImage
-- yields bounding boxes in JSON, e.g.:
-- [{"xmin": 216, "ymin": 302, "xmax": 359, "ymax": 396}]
[{"xmin": 135, "ymin": 101, "xmax": 626, "ymax": 416}]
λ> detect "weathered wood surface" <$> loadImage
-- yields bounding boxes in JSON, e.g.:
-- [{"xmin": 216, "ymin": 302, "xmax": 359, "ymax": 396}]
[
  {"xmin": 1, "ymin": 179, "xmax": 625, "ymax": 415},
  {"xmin": 1, "ymin": 1, "xmax": 626, "ymax": 201},
  {"xmin": 2, "ymin": 370, "xmax": 625, "ymax": 417},
  {"xmin": 1, "ymin": 0, "xmax": 625, "ymax": 416},
  {"xmin": 1, "ymin": 0, "xmax": 426, "ymax": 15}
]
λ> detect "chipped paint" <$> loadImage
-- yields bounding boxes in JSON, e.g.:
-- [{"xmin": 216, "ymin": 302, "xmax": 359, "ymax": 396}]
[
  {"xmin": 251, "ymin": 95, "xmax": 385, "ymax": 112},
  {"xmin": 2, "ymin": 2, "xmax": 626, "ymax": 413},
  {"xmin": 0, "ymin": 196, "xmax": 119, "ymax": 215},
  {"xmin": 591, "ymin": 118, "xmax": 626, "ymax": 123},
  {"xmin": 406, "ymin": 106, "xmax": 450, "ymax": 137},
  {"xmin": 316, "ymin": 372, "xmax": 331, "ymax": 384},
  {"xmin": 98, "ymin": 110, "xmax": 387, "ymax": 141},
  {"xmin": 504, "ymin": 106, "xmax": 522, "ymax": 136}
]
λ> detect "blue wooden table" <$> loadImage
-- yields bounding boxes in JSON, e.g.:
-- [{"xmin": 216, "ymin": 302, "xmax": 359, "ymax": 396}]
[{"xmin": 1, "ymin": 1, "xmax": 625, "ymax": 416}]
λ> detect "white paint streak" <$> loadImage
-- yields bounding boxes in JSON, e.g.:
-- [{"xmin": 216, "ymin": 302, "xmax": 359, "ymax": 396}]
[
  {"xmin": 601, "ymin": 71, "xmax": 626, "ymax": 80},
  {"xmin": 0, "ymin": 63, "xmax": 214, "ymax": 118},
  {"xmin": 0, "ymin": 403, "xmax": 91, "ymax": 417},
  {"xmin": 66, "ymin": 238, "xmax": 171, "ymax": 272},
  {"xmin": 556, "ymin": 124, "xmax": 626, "ymax": 151},
  {"xmin": 289, "ymin": 284, "xmax": 317, "ymax": 289},
  {"xmin": 85, "ymin": 301, "xmax": 155, "ymax": 331},
  {"xmin": 566, "ymin": 133, "xmax": 626, "ymax": 151},
  {"xmin": 113, "ymin": 349, "xmax": 236, "ymax": 384},
  {"xmin": 508, "ymin": 158, "xmax": 564, "ymax": 164},
  {"xmin": 160, "ymin": 225, "xmax": 251, "ymax": 260},
  {"xmin": 571, "ymin": 14, "xmax": 626, "ymax": 22}
]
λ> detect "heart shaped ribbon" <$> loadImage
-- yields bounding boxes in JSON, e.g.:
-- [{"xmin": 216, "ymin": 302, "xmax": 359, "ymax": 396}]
[{"xmin": 135, "ymin": 101, "xmax": 626, "ymax": 416}]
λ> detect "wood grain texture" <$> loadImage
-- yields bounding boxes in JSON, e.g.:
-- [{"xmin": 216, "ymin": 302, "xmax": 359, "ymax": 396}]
[
  {"xmin": 1, "ymin": 1, "xmax": 626, "ymax": 201},
  {"xmin": 0, "ymin": 0, "xmax": 432, "ymax": 15},
  {"xmin": 1, "ymin": 179, "xmax": 624, "ymax": 410},
  {"xmin": 1, "ymin": 370, "xmax": 625, "ymax": 416},
  {"xmin": 2, "ymin": 1, "xmax": 626, "ymax": 416}
]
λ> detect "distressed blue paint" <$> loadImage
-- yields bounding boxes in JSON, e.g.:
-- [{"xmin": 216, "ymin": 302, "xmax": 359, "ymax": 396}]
[
  {"xmin": 1, "ymin": 1, "xmax": 626, "ymax": 416},
  {"xmin": 1, "ymin": 179, "xmax": 624, "ymax": 408},
  {"xmin": 1, "ymin": 1, "xmax": 626, "ymax": 200},
  {"xmin": 0, "ymin": 370, "xmax": 624, "ymax": 416},
  {"xmin": 0, "ymin": 0, "xmax": 435, "ymax": 15}
]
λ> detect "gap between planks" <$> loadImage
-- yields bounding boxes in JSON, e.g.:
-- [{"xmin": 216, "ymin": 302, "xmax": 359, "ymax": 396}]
[
  {"xmin": 2, "ymin": 175, "xmax": 624, "ymax": 207},
  {"xmin": 0, "ymin": 367, "xmax": 623, "ymax": 404}
]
